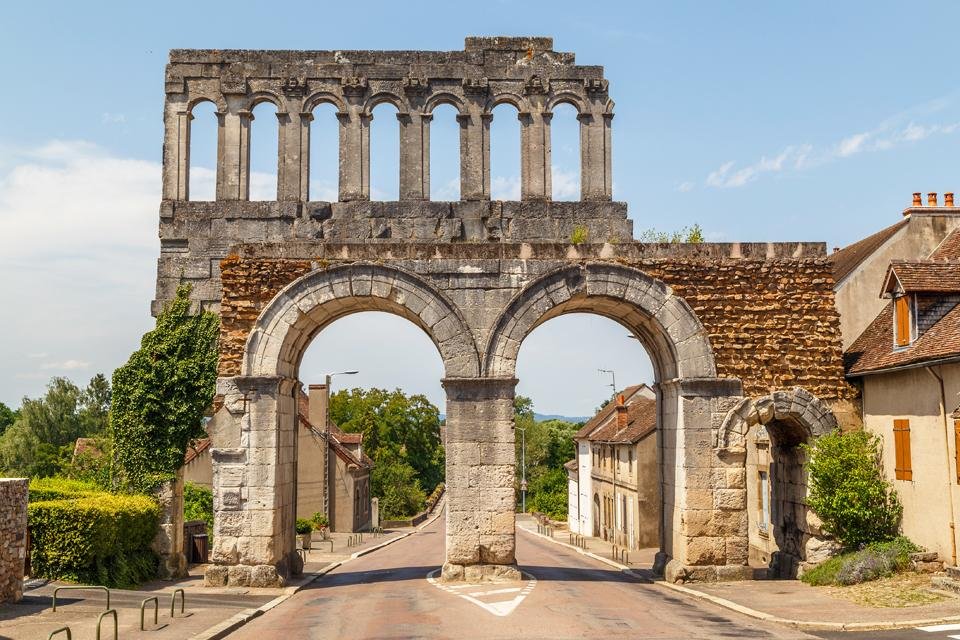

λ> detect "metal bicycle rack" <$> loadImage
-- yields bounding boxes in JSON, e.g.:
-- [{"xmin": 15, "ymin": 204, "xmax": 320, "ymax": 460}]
[
  {"xmin": 52, "ymin": 585, "xmax": 111, "ymax": 612},
  {"xmin": 140, "ymin": 596, "xmax": 159, "ymax": 630}
]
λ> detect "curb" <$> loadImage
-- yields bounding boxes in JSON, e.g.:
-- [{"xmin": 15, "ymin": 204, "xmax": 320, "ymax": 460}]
[
  {"xmin": 517, "ymin": 523, "xmax": 960, "ymax": 632},
  {"xmin": 193, "ymin": 503, "xmax": 445, "ymax": 640}
]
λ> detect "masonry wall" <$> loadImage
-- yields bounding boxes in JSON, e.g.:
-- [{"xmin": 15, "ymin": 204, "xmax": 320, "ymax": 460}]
[
  {"xmin": 217, "ymin": 250, "xmax": 854, "ymax": 406},
  {"xmin": 0, "ymin": 478, "xmax": 28, "ymax": 603}
]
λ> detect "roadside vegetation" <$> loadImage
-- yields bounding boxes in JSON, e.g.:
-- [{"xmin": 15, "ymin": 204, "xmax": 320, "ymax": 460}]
[
  {"xmin": 801, "ymin": 430, "xmax": 915, "ymax": 587},
  {"xmin": 513, "ymin": 396, "xmax": 579, "ymax": 520}
]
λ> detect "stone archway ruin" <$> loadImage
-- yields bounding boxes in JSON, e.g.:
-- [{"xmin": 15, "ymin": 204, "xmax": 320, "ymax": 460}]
[{"xmin": 153, "ymin": 37, "xmax": 855, "ymax": 586}]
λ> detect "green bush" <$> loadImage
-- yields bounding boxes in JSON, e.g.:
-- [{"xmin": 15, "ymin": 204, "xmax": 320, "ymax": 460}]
[
  {"xmin": 28, "ymin": 477, "xmax": 100, "ymax": 502},
  {"xmin": 183, "ymin": 482, "xmax": 213, "ymax": 537},
  {"xmin": 570, "ymin": 226, "xmax": 589, "ymax": 245},
  {"xmin": 28, "ymin": 493, "xmax": 160, "ymax": 588},
  {"xmin": 802, "ymin": 536, "xmax": 919, "ymax": 586},
  {"xmin": 295, "ymin": 518, "xmax": 313, "ymax": 535},
  {"xmin": 802, "ymin": 430, "xmax": 903, "ymax": 549},
  {"xmin": 310, "ymin": 512, "xmax": 329, "ymax": 529},
  {"xmin": 527, "ymin": 467, "xmax": 568, "ymax": 520}
]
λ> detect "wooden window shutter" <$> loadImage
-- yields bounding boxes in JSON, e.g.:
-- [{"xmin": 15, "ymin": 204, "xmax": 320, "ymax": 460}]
[
  {"xmin": 893, "ymin": 419, "xmax": 912, "ymax": 480},
  {"xmin": 954, "ymin": 420, "xmax": 960, "ymax": 484},
  {"xmin": 895, "ymin": 296, "xmax": 911, "ymax": 346}
]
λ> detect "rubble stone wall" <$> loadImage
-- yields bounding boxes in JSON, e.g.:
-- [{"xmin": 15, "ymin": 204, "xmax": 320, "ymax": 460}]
[{"xmin": 0, "ymin": 478, "xmax": 28, "ymax": 603}]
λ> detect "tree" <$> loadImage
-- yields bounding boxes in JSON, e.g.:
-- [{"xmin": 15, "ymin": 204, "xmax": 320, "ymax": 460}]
[
  {"xmin": 371, "ymin": 451, "xmax": 427, "ymax": 520},
  {"xmin": 0, "ymin": 375, "xmax": 111, "ymax": 478},
  {"xmin": 513, "ymin": 396, "xmax": 577, "ymax": 517},
  {"xmin": 0, "ymin": 402, "xmax": 17, "ymax": 437},
  {"xmin": 111, "ymin": 284, "xmax": 219, "ymax": 492},
  {"xmin": 801, "ymin": 430, "xmax": 903, "ymax": 549},
  {"xmin": 330, "ymin": 387, "xmax": 444, "ymax": 497}
]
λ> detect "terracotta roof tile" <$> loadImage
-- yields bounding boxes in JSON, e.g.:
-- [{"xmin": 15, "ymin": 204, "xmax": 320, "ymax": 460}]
[
  {"xmin": 184, "ymin": 438, "xmax": 211, "ymax": 464},
  {"xmin": 575, "ymin": 384, "xmax": 656, "ymax": 444},
  {"xmin": 575, "ymin": 384, "xmax": 647, "ymax": 440},
  {"xmin": 883, "ymin": 260, "xmax": 960, "ymax": 295},
  {"xmin": 563, "ymin": 459, "xmax": 578, "ymax": 472},
  {"xmin": 846, "ymin": 301, "xmax": 960, "ymax": 375},
  {"xmin": 830, "ymin": 219, "xmax": 908, "ymax": 284},
  {"xmin": 931, "ymin": 229, "xmax": 960, "ymax": 260}
]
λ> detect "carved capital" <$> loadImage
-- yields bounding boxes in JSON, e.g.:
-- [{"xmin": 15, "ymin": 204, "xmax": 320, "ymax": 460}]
[
  {"xmin": 523, "ymin": 75, "xmax": 549, "ymax": 95},
  {"xmin": 584, "ymin": 78, "xmax": 609, "ymax": 95},
  {"xmin": 341, "ymin": 76, "xmax": 368, "ymax": 98},
  {"xmin": 281, "ymin": 77, "xmax": 308, "ymax": 97},
  {"xmin": 402, "ymin": 76, "xmax": 429, "ymax": 95},
  {"xmin": 462, "ymin": 77, "xmax": 489, "ymax": 96}
]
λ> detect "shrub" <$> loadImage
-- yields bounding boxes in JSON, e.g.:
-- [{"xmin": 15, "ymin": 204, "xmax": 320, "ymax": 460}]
[
  {"xmin": 28, "ymin": 477, "xmax": 100, "ymax": 502},
  {"xmin": 295, "ymin": 518, "xmax": 313, "ymax": 535},
  {"xmin": 28, "ymin": 493, "xmax": 160, "ymax": 588},
  {"xmin": 527, "ymin": 467, "xmax": 568, "ymax": 520},
  {"xmin": 570, "ymin": 226, "xmax": 589, "ymax": 245},
  {"xmin": 801, "ymin": 430, "xmax": 902, "ymax": 549},
  {"xmin": 310, "ymin": 512, "xmax": 329, "ymax": 529},
  {"xmin": 183, "ymin": 482, "xmax": 213, "ymax": 537},
  {"xmin": 802, "ymin": 536, "xmax": 919, "ymax": 586}
]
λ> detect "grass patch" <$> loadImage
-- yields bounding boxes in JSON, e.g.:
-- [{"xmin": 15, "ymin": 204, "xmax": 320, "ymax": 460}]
[
  {"xmin": 802, "ymin": 536, "xmax": 919, "ymax": 586},
  {"xmin": 823, "ymin": 573, "xmax": 948, "ymax": 608}
]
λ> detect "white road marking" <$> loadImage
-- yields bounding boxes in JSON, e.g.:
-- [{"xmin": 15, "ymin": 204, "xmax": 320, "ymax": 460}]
[
  {"xmin": 947, "ymin": 635, "xmax": 960, "ymax": 639},
  {"xmin": 426, "ymin": 570, "xmax": 537, "ymax": 617},
  {"xmin": 918, "ymin": 623, "xmax": 960, "ymax": 632}
]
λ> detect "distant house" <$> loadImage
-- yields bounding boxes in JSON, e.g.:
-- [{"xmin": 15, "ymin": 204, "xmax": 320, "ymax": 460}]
[
  {"xmin": 844, "ymin": 224, "xmax": 960, "ymax": 563},
  {"xmin": 566, "ymin": 384, "xmax": 659, "ymax": 550},
  {"xmin": 187, "ymin": 384, "xmax": 373, "ymax": 533}
]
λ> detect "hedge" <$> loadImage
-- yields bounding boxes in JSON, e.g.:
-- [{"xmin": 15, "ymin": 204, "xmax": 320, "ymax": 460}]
[
  {"xmin": 28, "ymin": 477, "xmax": 100, "ymax": 502},
  {"xmin": 28, "ymin": 493, "xmax": 160, "ymax": 588}
]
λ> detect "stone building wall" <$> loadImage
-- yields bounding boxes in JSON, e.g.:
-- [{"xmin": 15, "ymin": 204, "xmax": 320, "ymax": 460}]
[{"xmin": 0, "ymin": 478, "xmax": 28, "ymax": 603}]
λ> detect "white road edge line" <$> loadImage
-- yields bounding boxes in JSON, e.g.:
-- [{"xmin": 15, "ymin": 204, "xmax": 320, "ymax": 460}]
[{"xmin": 918, "ymin": 623, "xmax": 960, "ymax": 632}]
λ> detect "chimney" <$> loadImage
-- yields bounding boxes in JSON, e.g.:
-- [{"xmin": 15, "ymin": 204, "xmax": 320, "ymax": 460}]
[
  {"xmin": 946, "ymin": 192, "xmax": 955, "ymax": 207},
  {"xmin": 308, "ymin": 383, "xmax": 329, "ymax": 431},
  {"xmin": 913, "ymin": 192, "xmax": 923, "ymax": 207},
  {"xmin": 832, "ymin": 247, "xmax": 840, "ymax": 254},
  {"xmin": 615, "ymin": 393, "xmax": 628, "ymax": 430},
  {"xmin": 928, "ymin": 192, "xmax": 939, "ymax": 207}
]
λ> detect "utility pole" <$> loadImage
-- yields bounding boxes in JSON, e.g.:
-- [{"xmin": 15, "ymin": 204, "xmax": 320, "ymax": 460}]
[
  {"xmin": 519, "ymin": 425, "xmax": 527, "ymax": 513},
  {"xmin": 598, "ymin": 368, "xmax": 617, "ymax": 399}
]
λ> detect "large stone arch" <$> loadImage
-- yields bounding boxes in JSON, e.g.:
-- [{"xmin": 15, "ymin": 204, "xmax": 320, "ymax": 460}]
[
  {"xmin": 243, "ymin": 262, "xmax": 480, "ymax": 379},
  {"xmin": 482, "ymin": 262, "xmax": 748, "ymax": 582},
  {"xmin": 483, "ymin": 262, "xmax": 716, "ymax": 380}
]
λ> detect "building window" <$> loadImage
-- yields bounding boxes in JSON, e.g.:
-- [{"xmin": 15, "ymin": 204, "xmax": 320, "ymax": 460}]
[
  {"xmin": 758, "ymin": 470, "xmax": 769, "ymax": 533},
  {"xmin": 628, "ymin": 449, "xmax": 634, "ymax": 475},
  {"xmin": 894, "ymin": 295, "xmax": 913, "ymax": 347},
  {"xmin": 894, "ymin": 419, "xmax": 912, "ymax": 480}
]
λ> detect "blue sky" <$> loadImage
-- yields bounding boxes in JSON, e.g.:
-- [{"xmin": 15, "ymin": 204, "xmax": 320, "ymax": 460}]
[{"xmin": 2, "ymin": 1, "xmax": 959, "ymax": 414}]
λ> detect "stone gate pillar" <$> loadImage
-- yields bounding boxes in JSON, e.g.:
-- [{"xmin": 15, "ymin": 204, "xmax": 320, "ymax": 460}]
[
  {"xmin": 579, "ymin": 112, "xmax": 612, "ymax": 201},
  {"xmin": 216, "ymin": 108, "xmax": 251, "ymax": 201},
  {"xmin": 337, "ymin": 110, "xmax": 370, "ymax": 201},
  {"xmin": 458, "ymin": 111, "xmax": 490, "ymax": 200},
  {"xmin": 205, "ymin": 375, "xmax": 301, "ymax": 588},
  {"xmin": 441, "ymin": 377, "xmax": 521, "ymax": 582},
  {"xmin": 276, "ymin": 110, "xmax": 309, "ymax": 202}
]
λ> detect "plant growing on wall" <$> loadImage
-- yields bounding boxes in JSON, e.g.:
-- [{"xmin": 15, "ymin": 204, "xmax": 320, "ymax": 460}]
[
  {"xmin": 801, "ymin": 430, "xmax": 903, "ymax": 549},
  {"xmin": 111, "ymin": 284, "xmax": 219, "ymax": 493}
]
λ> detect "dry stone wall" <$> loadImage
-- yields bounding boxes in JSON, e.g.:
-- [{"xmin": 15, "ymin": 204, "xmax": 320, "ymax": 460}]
[{"xmin": 0, "ymin": 478, "xmax": 28, "ymax": 603}]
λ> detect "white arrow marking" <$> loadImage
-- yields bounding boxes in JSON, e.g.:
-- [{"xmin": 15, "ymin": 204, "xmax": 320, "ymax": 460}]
[{"xmin": 426, "ymin": 570, "xmax": 537, "ymax": 617}]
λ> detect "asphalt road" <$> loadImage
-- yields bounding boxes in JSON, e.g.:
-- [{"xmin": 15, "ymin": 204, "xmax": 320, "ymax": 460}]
[{"xmin": 229, "ymin": 513, "xmax": 828, "ymax": 640}]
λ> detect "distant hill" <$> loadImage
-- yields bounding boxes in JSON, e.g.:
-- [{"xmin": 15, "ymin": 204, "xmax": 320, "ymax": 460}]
[{"xmin": 534, "ymin": 413, "xmax": 589, "ymax": 424}]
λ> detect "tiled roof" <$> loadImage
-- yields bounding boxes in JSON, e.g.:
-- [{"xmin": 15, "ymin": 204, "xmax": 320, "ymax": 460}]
[
  {"xmin": 563, "ymin": 459, "xmax": 578, "ymax": 472},
  {"xmin": 575, "ymin": 384, "xmax": 656, "ymax": 444},
  {"xmin": 882, "ymin": 260, "xmax": 960, "ymax": 295},
  {"xmin": 931, "ymin": 228, "xmax": 960, "ymax": 260},
  {"xmin": 297, "ymin": 392, "xmax": 372, "ymax": 469},
  {"xmin": 846, "ymin": 298, "xmax": 960, "ymax": 375},
  {"xmin": 830, "ymin": 219, "xmax": 908, "ymax": 284}
]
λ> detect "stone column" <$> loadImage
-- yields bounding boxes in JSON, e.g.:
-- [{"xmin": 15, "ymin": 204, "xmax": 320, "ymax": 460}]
[
  {"xmin": 519, "ymin": 111, "xmax": 551, "ymax": 201},
  {"xmin": 337, "ymin": 110, "xmax": 370, "ymax": 201},
  {"xmin": 398, "ymin": 111, "xmax": 430, "ymax": 201},
  {"xmin": 441, "ymin": 377, "xmax": 521, "ymax": 582},
  {"xmin": 657, "ymin": 378, "xmax": 750, "ymax": 583},
  {"xmin": 0, "ymin": 478, "xmax": 27, "ymax": 603},
  {"xmin": 458, "ymin": 111, "xmax": 489, "ymax": 200},
  {"xmin": 152, "ymin": 467, "xmax": 187, "ymax": 579},
  {"xmin": 216, "ymin": 108, "xmax": 252, "ymax": 201},
  {"xmin": 205, "ymin": 375, "xmax": 301, "ymax": 588},
  {"xmin": 162, "ymin": 107, "xmax": 191, "ymax": 201},
  {"xmin": 579, "ymin": 112, "xmax": 613, "ymax": 202},
  {"xmin": 276, "ymin": 110, "xmax": 310, "ymax": 202}
]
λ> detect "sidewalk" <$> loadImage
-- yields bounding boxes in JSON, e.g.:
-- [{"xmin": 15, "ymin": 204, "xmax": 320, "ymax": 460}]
[
  {"xmin": 0, "ymin": 517, "xmax": 435, "ymax": 640},
  {"xmin": 517, "ymin": 514, "xmax": 960, "ymax": 631}
]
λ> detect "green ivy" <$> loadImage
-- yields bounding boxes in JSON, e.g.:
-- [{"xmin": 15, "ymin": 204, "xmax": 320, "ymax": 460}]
[
  {"xmin": 183, "ymin": 481, "xmax": 213, "ymax": 538},
  {"xmin": 111, "ymin": 284, "xmax": 219, "ymax": 493},
  {"xmin": 28, "ymin": 493, "xmax": 160, "ymax": 588}
]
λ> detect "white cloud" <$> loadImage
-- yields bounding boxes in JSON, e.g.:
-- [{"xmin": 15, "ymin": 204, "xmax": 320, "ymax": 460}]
[
  {"xmin": 40, "ymin": 359, "xmax": 90, "ymax": 371},
  {"xmin": 705, "ymin": 114, "xmax": 960, "ymax": 189},
  {"xmin": 101, "ymin": 113, "xmax": 127, "ymax": 125},
  {"xmin": 551, "ymin": 169, "xmax": 580, "ymax": 200},
  {"xmin": 676, "ymin": 181, "xmax": 695, "ymax": 193},
  {"xmin": 491, "ymin": 175, "xmax": 521, "ymax": 200}
]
